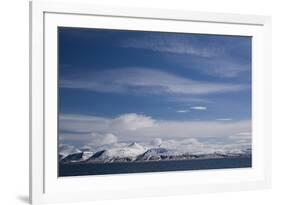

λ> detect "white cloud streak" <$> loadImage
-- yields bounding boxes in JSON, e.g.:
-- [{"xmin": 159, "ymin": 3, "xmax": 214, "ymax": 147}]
[
  {"xmin": 119, "ymin": 34, "xmax": 220, "ymax": 57},
  {"xmin": 119, "ymin": 34, "xmax": 250, "ymax": 78},
  {"xmin": 216, "ymin": 118, "xmax": 232, "ymax": 121},
  {"xmin": 176, "ymin": 110, "xmax": 190, "ymax": 113},
  {"xmin": 204, "ymin": 61, "xmax": 249, "ymax": 78},
  {"xmin": 190, "ymin": 106, "xmax": 207, "ymax": 110},
  {"xmin": 61, "ymin": 68, "xmax": 247, "ymax": 95}
]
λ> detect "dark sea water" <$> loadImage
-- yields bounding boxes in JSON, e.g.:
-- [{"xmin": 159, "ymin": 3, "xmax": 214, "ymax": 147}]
[{"xmin": 59, "ymin": 157, "xmax": 251, "ymax": 177}]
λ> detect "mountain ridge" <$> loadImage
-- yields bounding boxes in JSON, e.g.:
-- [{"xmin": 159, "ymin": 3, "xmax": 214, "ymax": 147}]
[{"xmin": 59, "ymin": 143, "xmax": 251, "ymax": 164}]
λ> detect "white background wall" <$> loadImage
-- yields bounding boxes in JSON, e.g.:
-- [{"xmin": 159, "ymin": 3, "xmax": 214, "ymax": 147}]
[{"xmin": 0, "ymin": 0, "xmax": 280, "ymax": 204}]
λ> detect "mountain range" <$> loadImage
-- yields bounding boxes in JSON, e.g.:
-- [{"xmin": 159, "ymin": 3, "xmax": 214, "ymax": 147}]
[{"xmin": 59, "ymin": 142, "xmax": 251, "ymax": 164}]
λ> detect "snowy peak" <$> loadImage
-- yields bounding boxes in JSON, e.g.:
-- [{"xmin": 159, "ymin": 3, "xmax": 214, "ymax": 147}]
[
  {"xmin": 59, "ymin": 144, "xmax": 81, "ymax": 159},
  {"xmin": 128, "ymin": 142, "xmax": 143, "ymax": 149},
  {"xmin": 60, "ymin": 150, "xmax": 94, "ymax": 163},
  {"xmin": 136, "ymin": 148, "xmax": 180, "ymax": 161},
  {"xmin": 60, "ymin": 152, "xmax": 83, "ymax": 163}
]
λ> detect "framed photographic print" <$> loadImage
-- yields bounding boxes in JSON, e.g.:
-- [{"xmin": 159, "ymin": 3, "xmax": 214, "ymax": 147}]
[{"xmin": 30, "ymin": 1, "xmax": 271, "ymax": 204}]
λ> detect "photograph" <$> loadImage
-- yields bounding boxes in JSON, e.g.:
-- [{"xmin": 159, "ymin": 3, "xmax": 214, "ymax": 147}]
[{"xmin": 58, "ymin": 27, "xmax": 252, "ymax": 177}]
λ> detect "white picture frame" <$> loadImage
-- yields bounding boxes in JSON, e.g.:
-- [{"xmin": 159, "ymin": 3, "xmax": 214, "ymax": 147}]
[{"xmin": 30, "ymin": 1, "xmax": 272, "ymax": 204}]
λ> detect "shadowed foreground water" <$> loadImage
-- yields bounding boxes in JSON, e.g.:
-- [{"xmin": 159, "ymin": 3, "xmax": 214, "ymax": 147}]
[{"xmin": 59, "ymin": 157, "xmax": 252, "ymax": 177}]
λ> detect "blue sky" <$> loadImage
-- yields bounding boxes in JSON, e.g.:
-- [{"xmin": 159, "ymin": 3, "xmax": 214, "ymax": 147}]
[{"xmin": 58, "ymin": 27, "xmax": 252, "ymax": 150}]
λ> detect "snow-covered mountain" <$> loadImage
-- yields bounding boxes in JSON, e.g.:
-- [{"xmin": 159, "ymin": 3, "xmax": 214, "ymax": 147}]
[
  {"xmin": 136, "ymin": 148, "xmax": 180, "ymax": 161},
  {"xmin": 59, "ymin": 144, "xmax": 82, "ymax": 160},
  {"xmin": 86, "ymin": 142, "xmax": 146, "ymax": 163},
  {"xmin": 59, "ymin": 142, "xmax": 252, "ymax": 164},
  {"xmin": 60, "ymin": 151, "xmax": 94, "ymax": 163}
]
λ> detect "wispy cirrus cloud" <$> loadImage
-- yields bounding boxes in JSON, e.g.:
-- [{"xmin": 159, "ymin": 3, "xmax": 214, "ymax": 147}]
[
  {"xmin": 190, "ymin": 106, "xmax": 207, "ymax": 110},
  {"xmin": 216, "ymin": 118, "xmax": 232, "ymax": 121},
  {"xmin": 170, "ymin": 55, "xmax": 251, "ymax": 78},
  {"xmin": 60, "ymin": 68, "xmax": 247, "ymax": 96},
  {"xmin": 203, "ymin": 60, "xmax": 250, "ymax": 78},
  {"xmin": 119, "ymin": 34, "xmax": 221, "ymax": 58},
  {"xmin": 176, "ymin": 110, "xmax": 190, "ymax": 113},
  {"xmin": 119, "ymin": 33, "xmax": 251, "ymax": 78}
]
